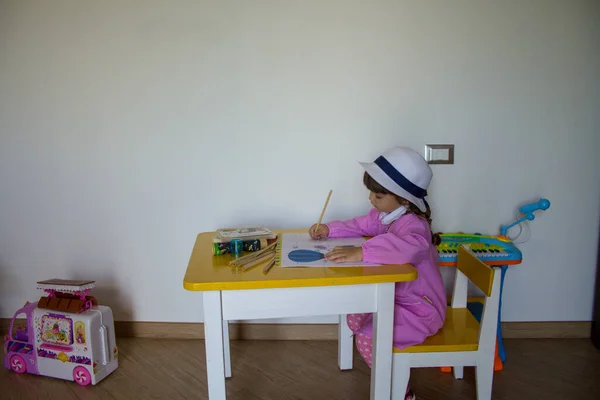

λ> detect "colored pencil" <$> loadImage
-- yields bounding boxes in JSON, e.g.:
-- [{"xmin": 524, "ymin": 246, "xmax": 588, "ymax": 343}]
[
  {"xmin": 228, "ymin": 241, "xmax": 277, "ymax": 266},
  {"xmin": 262, "ymin": 257, "xmax": 276, "ymax": 274},
  {"xmin": 241, "ymin": 253, "xmax": 275, "ymax": 272},
  {"xmin": 314, "ymin": 190, "xmax": 332, "ymax": 236}
]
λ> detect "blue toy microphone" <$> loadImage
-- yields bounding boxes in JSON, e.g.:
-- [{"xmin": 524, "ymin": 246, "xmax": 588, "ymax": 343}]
[
  {"xmin": 500, "ymin": 198, "xmax": 551, "ymax": 238},
  {"xmin": 518, "ymin": 198, "xmax": 551, "ymax": 215}
]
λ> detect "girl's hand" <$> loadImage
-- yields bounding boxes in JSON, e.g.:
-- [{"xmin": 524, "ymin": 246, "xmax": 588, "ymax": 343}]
[
  {"xmin": 325, "ymin": 246, "xmax": 363, "ymax": 263},
  {"xmin": 309, "ymin": 224, "xmax": 330, "ymax": 240}
]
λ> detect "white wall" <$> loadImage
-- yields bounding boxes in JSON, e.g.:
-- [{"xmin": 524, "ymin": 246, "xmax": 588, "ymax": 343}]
[{"xmin": 1, "ymin": 0, "xmax": 599, "ymax": 324}]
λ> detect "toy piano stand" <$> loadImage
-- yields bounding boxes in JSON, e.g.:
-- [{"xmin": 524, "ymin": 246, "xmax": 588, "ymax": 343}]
[
  {"xmin": 437, "ymin": 198, "xmax": 550, "ymax": 373},
  {"xmin": 437, "ymin": 198, "xmax": 551, "ymax": 265},
  {"xmin": 3, "ymin": 279, "xmax": 118, "ymax": 386}
]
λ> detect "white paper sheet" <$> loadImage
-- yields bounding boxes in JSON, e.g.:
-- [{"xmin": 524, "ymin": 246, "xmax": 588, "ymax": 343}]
[{"xmin": 278, "ymin": 233, "xmax": 381, "ymax": 267}]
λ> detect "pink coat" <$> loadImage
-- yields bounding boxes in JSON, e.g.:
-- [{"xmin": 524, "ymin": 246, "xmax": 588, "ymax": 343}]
[{"xmin": 326, "ymin": 208, "xmax": 446, "ymax": 350}]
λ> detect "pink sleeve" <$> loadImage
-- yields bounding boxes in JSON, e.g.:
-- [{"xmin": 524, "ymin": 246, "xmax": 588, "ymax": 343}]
[
  {"xmin": 326, "ymin": 208, "xmax": 381, "ymax": 238},
  {"xmin": 361, "ymin": 216, "xmax": 431, "ymax": 265}
]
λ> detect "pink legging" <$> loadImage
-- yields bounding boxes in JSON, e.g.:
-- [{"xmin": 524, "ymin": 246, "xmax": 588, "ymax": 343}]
[
  {"xmin": 346, "ymin": 313, "xmax": 374, "ymax": 367},
  {"xmin": 347, "ymin": 313, "xmax": 413, "ymax": 397}
]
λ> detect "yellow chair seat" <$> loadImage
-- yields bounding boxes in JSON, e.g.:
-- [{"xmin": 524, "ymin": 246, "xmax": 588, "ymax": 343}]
[
  {"xmin": 446, "ymin": 296, "xmax": 486, "ymax": 304},
  {"xmin": 394, "ymin": 307, "xmax": 480, "ymax": 353}
]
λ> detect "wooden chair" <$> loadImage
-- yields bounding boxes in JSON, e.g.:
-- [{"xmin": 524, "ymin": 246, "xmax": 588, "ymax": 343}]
[{"xmin": 391, "ymin": 246, "xmax": 501, "ymax": 399}]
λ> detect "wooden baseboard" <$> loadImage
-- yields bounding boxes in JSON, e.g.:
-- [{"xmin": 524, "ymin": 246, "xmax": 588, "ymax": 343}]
[
  {"xmin": 113, "ymin": 322, "xmax": 340, "ymax": 340},
  {"xmin": 0, "ymin": 318, "xmax": 591, "ymax": 340},
  {"xmin": 501, "ymin": 321, "xmax": 591, "ymax": 339}
]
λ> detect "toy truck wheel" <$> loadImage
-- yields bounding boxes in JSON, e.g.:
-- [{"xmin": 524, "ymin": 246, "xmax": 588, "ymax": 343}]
[
  {"xmin": 73, "ymin": 366, "xmax": 92, "ymax": 386},
  {"xmin": 10, "ymin": 355, "xmax": 27, "ymax": 374}
]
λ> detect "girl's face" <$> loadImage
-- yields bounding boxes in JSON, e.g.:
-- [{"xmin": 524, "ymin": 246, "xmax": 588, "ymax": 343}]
[{"xmin": 369, "ymin": 191, "xmax": 403, "ymax": 213}]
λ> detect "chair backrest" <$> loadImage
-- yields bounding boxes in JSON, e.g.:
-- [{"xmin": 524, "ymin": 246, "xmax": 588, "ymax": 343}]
[
  {"xmin": 451, "ymin": 246, "xmax": 502, "ymax": 350},
  {"xmin": 457, "ymin": 246, "xmax": 495, "ymax": 297}
]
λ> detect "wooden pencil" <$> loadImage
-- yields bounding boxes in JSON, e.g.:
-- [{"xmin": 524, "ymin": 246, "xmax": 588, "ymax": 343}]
[
  {"xmin": 313, "ymin": 189, "xmax": 332, "ymax": 236},
  {"xmin": 230, "ymin": 247, "xmax": 276, "ymax": 267},
  {"xmin": 234, "ymin": 252, "xmax": 275, "ymax": 269},
  {"xmin": 231, "ymin": 245, "xmax": 275, "ymax": 263},
  {"xmin": 228, "ymin": 241, "xmax": 277, "ymax": 266},
  {"xmin": 241, "ymin": 254, "xmax": 275, "ymax": 272},
  {"xmin": 262, "ymin": 257, "xmax": 276, "ymax": 274}
]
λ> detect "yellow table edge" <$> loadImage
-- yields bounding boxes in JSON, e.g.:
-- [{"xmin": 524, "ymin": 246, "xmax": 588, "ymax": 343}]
[
  {"xmin": 183, "ymin": 270, "xmax": 418, "ymax": 291},
  {"xmin": 183, "ymin": 230, "xmax": 418, "ymax": 291}
]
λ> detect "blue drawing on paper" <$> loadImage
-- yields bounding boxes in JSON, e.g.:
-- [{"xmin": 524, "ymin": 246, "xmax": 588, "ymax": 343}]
[
  {"xmin": 288, "ymin": 249, "xmax": 325, "ymax": 263},
  {"xmin": 280, "ymin": 233, "xmax": 380, "ymax": 268}
]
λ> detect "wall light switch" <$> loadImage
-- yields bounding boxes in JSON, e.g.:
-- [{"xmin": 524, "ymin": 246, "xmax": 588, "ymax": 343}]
[{"xmin": 425, "ymin": 144, "xmax": 454, "ymax": 164}]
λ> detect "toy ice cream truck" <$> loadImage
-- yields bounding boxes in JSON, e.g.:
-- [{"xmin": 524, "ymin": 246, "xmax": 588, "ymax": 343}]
[{"xmin": 3, "ymin": 279, "xmax": 118, "ymax": 386}]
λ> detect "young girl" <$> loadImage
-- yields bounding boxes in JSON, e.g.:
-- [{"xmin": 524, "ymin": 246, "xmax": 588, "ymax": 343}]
[{"xmin": 309, "ymin": 146, "xmax": 446, "ymax": 400}]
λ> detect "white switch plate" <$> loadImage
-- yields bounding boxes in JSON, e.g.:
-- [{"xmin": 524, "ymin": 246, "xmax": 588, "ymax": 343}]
[{"xmin": 425, "ymin": 144, "xmax": 454, "ymax": 164}]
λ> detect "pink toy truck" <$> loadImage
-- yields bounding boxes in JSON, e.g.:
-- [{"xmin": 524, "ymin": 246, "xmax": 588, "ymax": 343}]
[{"xmin": 3, "ymin": 279, "xmax": 118, "ymax": 386}]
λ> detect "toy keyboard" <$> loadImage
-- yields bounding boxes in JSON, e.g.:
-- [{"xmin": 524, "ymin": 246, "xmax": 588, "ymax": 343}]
[{"xmin": 436, "ymin": 233, "xmax": 522, "ymax": 266}]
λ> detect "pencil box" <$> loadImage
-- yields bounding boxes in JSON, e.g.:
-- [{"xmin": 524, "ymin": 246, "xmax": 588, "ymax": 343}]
[
  {"xmin": 216, "ymin": 226, "xmax": 276, "ymax": 241},
  {"xmin": 212, "ymin": 236, "xmax": 278, "ymax": 255}
]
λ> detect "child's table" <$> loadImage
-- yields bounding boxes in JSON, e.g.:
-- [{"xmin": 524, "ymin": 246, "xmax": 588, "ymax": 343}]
[{"xmin": 183, "ymin": 230, "xmax": 418, "ymax": 400}]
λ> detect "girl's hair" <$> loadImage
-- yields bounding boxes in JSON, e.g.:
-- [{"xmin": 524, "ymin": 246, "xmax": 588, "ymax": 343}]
[{"xmin": 363, "ymin": 172, "xmax": 441, "ymax": 245}]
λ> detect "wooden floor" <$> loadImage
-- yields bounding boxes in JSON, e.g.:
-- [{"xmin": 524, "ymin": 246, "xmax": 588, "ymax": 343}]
[{"xmin": 2, "ymin": 338, "xmax": 600, "ymax": 399}]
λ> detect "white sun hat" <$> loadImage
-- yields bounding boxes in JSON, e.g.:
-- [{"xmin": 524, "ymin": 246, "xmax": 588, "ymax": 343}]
[{"xmin": 359, "ymin": 146, "xmax": 432, "ymax": 213}]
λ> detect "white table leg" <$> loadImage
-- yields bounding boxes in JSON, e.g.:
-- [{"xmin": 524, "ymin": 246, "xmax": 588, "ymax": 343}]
[
  {"xmin": 203, "ymin": 291, "xmax": 226, "ymax": 399},
  {"xmin": 370, "ymin": 283, "xmax": 395, "ymax": 400},
  {"xmin": 338, "ymin": 314, "xmax": 354, "ymax": 370},
  {"xmin": 223, "ymin": 320, "xmax": 232, "ymax": 378}
]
